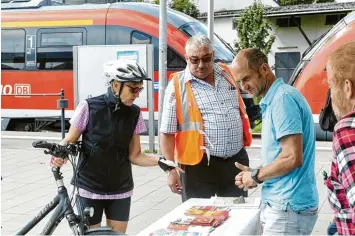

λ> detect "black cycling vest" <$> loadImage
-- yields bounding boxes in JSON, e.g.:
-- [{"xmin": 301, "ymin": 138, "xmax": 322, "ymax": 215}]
[{"xmin": 73, "ymin": 88, "xmax": 140, "ymax": 194}]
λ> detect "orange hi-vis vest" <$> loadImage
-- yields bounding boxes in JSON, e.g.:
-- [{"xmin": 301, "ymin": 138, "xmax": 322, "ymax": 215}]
[{"xmin": 172, "ymin": 63, "xmax": 253, "ymax": 166}]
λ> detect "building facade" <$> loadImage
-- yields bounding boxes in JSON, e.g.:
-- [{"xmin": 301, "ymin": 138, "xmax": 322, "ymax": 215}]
[{"xmin": 198, "ymin": 0, "xmax": 355, "ymax": 82}]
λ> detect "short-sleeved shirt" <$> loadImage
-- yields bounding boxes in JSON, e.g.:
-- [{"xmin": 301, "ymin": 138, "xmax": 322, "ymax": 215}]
[
  {"xmin": 160, "ymin": 64, "xmax": 243, "ymax": 157},
  {"xmin": 70, "ymin": 100, "xmax": 147, "ymax": 200},
  {"xmin": 260, "ymin": 78, "xmax": 318, "ymax": 211}
]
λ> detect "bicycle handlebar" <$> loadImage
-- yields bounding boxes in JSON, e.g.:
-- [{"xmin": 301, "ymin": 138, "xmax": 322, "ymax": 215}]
[
  {"xmin": 32, "ymin": 141, "xmax": 80, "ymax": 158},
  {"xmin": 32, "ymin": 140, "xmax": 54, "ymax": 149}
]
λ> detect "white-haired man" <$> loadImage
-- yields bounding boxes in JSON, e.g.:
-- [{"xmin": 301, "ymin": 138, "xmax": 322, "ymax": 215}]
[{"xmin": 160, "ymin": 35, "xmax": 252, "ymax": 202}]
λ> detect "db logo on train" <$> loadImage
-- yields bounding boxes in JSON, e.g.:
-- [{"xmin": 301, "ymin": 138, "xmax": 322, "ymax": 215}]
[{"xmin": 1, "ymin": 84, "xmax": 31, "ymax": 98}]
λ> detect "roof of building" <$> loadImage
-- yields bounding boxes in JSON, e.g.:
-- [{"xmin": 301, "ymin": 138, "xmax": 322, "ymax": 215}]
[{"xmin": 198, "ymin": 1, "xmax": 355, "ymax": 19}]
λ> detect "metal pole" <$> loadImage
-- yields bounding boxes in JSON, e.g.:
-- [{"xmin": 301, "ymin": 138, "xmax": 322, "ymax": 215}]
[
  {"xmin": 208, "ymin": 0, "xmax": 214, "ymax": 43},
  {"xmin": 158, "ymin": 0, "xmax": 167, "ymax": 153},
  {"xmin": 147, "ymin": 45, "xmax": 155, "ymax": 153},
  {"xmin": 57, "ymin": 89, "xmax": 68, "ymax": 140},
  {"xmin": 60, "ymin": 89, "xmax": 65, "ymax": 140}
]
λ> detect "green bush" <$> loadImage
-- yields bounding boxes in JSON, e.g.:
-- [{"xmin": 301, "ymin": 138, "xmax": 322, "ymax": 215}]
[
  {"xmin": 252, "ymin": 122, "xmax": 262, "ymax": 133},
  {"xmin": 279, "ymin": 0, "xmax": 313, "ymax": 5},
  {"xmin": 143, "ymin": 149, "xmax": 158, "ymax": 154},
  {"xmin": 315, "ymin": 0, "xmax": 334, "ymax": 3}
]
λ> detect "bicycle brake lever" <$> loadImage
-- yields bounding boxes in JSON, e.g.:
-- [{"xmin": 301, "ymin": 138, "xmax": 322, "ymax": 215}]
[{"xmin": 44, "ymin": 150, "xmax": 51, "ymax": 155}]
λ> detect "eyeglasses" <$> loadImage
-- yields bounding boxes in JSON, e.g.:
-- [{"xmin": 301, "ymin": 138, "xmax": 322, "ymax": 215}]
[
  {"xmin": 125, "ymin": 84, "xmax": 144, "ymax": 94},
  {"xmin": 188, "ymin": 54, "xmax": 213, "ymax": 64}
]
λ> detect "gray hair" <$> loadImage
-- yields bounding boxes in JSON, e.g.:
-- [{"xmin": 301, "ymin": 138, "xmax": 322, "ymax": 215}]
[{"xmin": 185, "ymin": 35, "xmax": 214, "ymax": 54}]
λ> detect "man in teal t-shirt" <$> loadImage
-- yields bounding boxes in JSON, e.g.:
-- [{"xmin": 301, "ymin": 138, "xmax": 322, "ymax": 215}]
[{"xmin": 231, "ymin": 48, "xmax": 318, "ymax": 235}]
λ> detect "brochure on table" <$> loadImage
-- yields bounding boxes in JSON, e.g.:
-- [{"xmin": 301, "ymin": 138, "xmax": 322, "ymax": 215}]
[{"xmin": 147, "ymin": 197, "xmax": 261, "ymax": 236}]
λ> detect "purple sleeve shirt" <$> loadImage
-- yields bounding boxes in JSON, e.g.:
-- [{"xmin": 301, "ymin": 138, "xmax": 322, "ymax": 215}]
[{"xmin": 69, "ymin": 100, "xmax": 147, "ymax": 134}]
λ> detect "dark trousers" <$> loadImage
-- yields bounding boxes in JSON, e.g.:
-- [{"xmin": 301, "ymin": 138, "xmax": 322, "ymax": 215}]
[
  {"xmin": 180, "ymin": 148, "xmax": 249, "ymax": 202},
  {"xmin": 327, "ymin": 221, "xmax": 337, "ymax": 235}
]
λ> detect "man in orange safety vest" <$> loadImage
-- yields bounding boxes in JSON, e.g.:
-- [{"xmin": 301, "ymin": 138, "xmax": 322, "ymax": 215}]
[{"xmin": 160, "ymin": 35, "xmax": 252, "ymax": 202}]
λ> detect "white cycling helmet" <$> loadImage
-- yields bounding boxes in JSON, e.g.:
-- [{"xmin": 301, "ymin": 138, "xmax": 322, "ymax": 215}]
[{"xmin": 103, "ymin": 60, "xmax": 151, "ymax": 85}]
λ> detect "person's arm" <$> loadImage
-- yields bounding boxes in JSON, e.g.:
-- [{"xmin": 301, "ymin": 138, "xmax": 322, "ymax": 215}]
[
  {"xmin": 62, "ymin": 100, "xmax": 89, "ymax": 143},
  {"xmin": 235, "ymin": 134, "xmax": 302, "ymax": 188},
  {"xmin": 235, "ymin": 94, "xmax": 304, "ymax": 187},
  {"xmin": 259, "ymin": 94, "xmax": 304, "ymax": 181},
  {"xmin": 62, "ymin": 126, "xmax": 82, "ymax": 144},
  {"xmin": 258, "ymin": 134, "xmax": 303, "ymax": 181},
  {"xmin": 159, "ymin": 79, "xmax": 178, "ymax": 162},
  {"xmin": 52, "ymin": 101, "xmax": 87, "ymax": 166},
  {"xmin": 159, "ymin": 79, "xmax": 183, "ymax": 194},
  {"xmin": 160, "ymin": 133, "xmax": 175, "ymax": 162},
  {"xmin": 128, "ymin": 111, "xmax": 183, "ymax": 173},
  {"xmin": 336, "ymin": 127, "xmax": 355, "ymax": 209},
  {"xmin": 128, "ymin": 133, "xmax": 160, "ymax": 166},
  {"xmin": 128, "ymin": 132, "xmax": 183, "ymax": 173}
]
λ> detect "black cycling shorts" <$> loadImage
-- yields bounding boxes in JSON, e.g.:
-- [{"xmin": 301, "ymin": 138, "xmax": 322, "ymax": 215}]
[{"xmin": 76, "ymin": 196, "xmax": 131, "ymax": 225}]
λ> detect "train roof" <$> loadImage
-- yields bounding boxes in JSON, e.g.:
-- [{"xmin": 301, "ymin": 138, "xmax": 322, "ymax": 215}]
[{"xmin": 1, "ymin": 1, "xmax": 199, "ymax": 29}]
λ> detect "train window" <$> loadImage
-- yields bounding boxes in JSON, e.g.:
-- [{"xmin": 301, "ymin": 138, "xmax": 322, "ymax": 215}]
[
  {"xmin": 130, "ymin": 30, "xmax": 185, "ymax": 70},
  {"xmin": 167, "ymin": 47, "xmax": 186, "ymax": 69},
  {"xmin": 37, "ymin": 48, "xmax": 73, "ymax": 70},
  {"xmin": 131, "ymin": 31, "xmax": 151, "ymax": 44},
  {"xmin": 41, "ymin": 32, "xmax": 83, "ymax": 46},
  {"xmin": 1, "ymin": 29, "xmax": 25, "ymax": 70},
  {"xmin": 36, "ymin": 29, "xmax": 86, "ymax": 70},
  {"xmin": 106, "ymin": 26, "xmax": 132, "ymax": 45}
]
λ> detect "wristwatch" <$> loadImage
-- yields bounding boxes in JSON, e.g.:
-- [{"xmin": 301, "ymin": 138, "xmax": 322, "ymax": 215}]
[{"xmin": 251, "ymin": 168, "xmax": 263, "ymax": 184}]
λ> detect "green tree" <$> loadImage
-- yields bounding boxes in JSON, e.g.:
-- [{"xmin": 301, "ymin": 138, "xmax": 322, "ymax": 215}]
[
  {"xmin": 170, "ymin": 0, "xmax": 199, "ymax": 18},
  {"xmin": 234, "ymin": 0, "xmax": 275, "ymax": 55},
  {"xmin": 154, "ymin": 0, "xmax": 199, "ymax": 18},
  {"xmin": 234, "ymin": 1, "xmax": 275, "ymax": 119}
]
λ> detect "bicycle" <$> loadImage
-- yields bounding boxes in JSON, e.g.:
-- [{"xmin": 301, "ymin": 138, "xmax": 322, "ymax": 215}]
[{"xmin": 16, "ymin": 140, "xmax": 124, "ymax": 235}]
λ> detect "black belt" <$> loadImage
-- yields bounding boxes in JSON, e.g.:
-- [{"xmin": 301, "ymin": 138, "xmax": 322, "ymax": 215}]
[
  {"xmin": 204, "ymin": 153, "xmax": 237, "ymax": 161},
  {"xmin": 205, "ymin": 148, "xmax": 245, "ymax": 161}
]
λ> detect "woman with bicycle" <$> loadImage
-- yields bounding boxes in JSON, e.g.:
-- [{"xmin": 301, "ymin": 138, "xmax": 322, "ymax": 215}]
[{"xmin": 51, "ymin": 60, "xmax": 181, "ymax": 234}]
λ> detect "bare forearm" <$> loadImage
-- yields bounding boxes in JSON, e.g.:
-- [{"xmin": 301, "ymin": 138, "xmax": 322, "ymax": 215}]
[
  {"xmin": 130, "ymin": 153, "xmax": 159, "ymax": 167},
  {"xmin": 61, "ymin": 126, "xmax": 82, "ymax": 144},
  {"xmin": 160, "ymin": 133, "xmax": 175, "ymax": 161},
  {"xmin": 62, "ymin": 136, "xmax": 77, "ymax": 144},
  {"xmin": 258, "ymin": 152, "xmax": 301, "ymax": 182}
]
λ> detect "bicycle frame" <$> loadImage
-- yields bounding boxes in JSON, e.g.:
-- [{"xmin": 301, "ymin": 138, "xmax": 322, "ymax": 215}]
[{"xmin": 16, "ymin": 168, "xmax": 84, "ymax": 235}]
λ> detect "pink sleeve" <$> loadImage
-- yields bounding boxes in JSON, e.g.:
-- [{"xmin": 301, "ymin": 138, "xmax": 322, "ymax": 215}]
[
  {"xmin": 134, "ymin": 112, "xmax": 147, "ymax": 134},
  {"xmin": 69, "ymin": 100, "xmax": 89, "ymax": 133}
]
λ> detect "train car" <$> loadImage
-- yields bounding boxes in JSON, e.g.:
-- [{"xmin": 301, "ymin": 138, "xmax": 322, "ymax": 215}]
[
  {"xmin": 1, "ymin": 0, "xmax": 240, "ymax": 132},
  {"xmin": 289, "ymin": 11, "xmax": 355, "ymax": 141}
]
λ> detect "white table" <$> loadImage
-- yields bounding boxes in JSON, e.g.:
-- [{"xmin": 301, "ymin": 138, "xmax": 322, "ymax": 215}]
[{"xmin": 136, "ymin": 197, "xmax": 262, "ymax": 236}]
